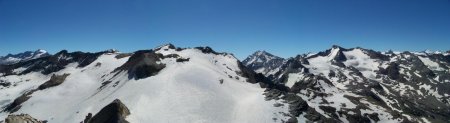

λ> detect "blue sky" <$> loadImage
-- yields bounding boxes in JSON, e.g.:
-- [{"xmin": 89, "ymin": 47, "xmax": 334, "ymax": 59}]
[{"xmin": 1, "ymin": 0, "xmax": 449, "ymax": 59}]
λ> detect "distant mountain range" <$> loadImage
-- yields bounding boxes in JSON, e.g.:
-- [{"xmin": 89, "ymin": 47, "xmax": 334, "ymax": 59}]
[
  {"xmin": 0, "ymin": 49, "xmax": 50, "ymax": 65},
  {"xmin": 243, "ymin": 45, "xmax": 450, "ymax": 123},
  {"xmin": 0, "ymin": 44, "xmax": 449, "ymax": 123}
]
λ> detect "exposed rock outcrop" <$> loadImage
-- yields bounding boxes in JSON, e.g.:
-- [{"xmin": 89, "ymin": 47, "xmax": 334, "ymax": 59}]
[
  {"xmin": 114, "ymin": 50, "xmax": 165, "ymax": 80},
  {"xmin": 4, "ymin": 114, "xmax": 45, "ymax": 123},
  {"xmin": 83, "ymin": 99, "xmax": 130, "ymax": 123},
  {"xmin": 3, "ymin": 91, "xmax": 35, "ymax": 113},
  {"xmin": 38, "ymin": 73, "xmax": 70, "ymax": 90}
]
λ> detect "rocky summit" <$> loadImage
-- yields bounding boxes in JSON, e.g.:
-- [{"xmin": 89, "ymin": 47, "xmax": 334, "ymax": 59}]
[
  {"xmin": 0, "ymin": 44, "xmax": 449, "ymax": 123},
  {"xmin": 243, "ymin": 50, "xmax": 286, "ymax": 77}
]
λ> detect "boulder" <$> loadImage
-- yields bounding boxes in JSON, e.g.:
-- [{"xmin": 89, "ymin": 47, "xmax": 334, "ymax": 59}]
[
  {"xmin": 84, "ymin": 99, "xmax": 130, "ymax": 123},
  {"xmin": 5, "ymin": 114, "xmax": 45, "ymax": 123}
]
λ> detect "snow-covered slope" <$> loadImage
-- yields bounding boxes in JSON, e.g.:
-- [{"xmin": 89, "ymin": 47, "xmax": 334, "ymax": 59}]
[
  {"xmin": 245, "ymin": 45, "xmax": 450, "ymax": 123},
  {"xmin": 0, "ymin": 45, "xmax": 295, "ymax": 123},
  {"xmin": 0, "ymin": 49, "xmax": 50, "ymax": 65}
]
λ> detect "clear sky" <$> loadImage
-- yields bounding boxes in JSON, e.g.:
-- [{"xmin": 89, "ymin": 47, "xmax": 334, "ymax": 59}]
[{"xmin": 1, "ymin": 0, "xmax": 449, "ymax": 59}]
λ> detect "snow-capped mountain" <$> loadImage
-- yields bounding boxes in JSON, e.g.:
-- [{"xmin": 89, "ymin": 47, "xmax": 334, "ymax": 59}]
[
  {"xmin": 1, "ymin": 44, "xmax": 449, "ymax": 123},
  {"xmin": 244, "ymin": 45, "xmax": 450, "ymax": 123},
  {"xmin": 0, "ymin": 49, "xmax": 50, "ymax": 65},
  {"xmin": 242, "ymin": 50, "xmax": 286, "ymax": 77},
  {"xmin": 0, "ymin": 44, "xmax": 298, "ymax": 123}
]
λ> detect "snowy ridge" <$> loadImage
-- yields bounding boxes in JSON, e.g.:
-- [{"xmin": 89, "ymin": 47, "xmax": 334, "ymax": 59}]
[
  {"xmin": 245, "ymin": 46, "xmax": 450, "ymax": 123},
  {"xmin": 0, "ymin": 45, "xmax": 293, "ymax": 123}
]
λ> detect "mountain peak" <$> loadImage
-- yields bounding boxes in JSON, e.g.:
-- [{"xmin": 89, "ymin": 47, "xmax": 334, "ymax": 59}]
[
  {"xmin": 307, "ymin": 45, "xmax": 347, "ymax": 62},
  {"xmin": 255, "ymin": 50, "xmax": 268, "ymax": 54},
  {"xmin": 36, "ymin": 49, "xmax": 47, "ymax": 53},
  {"xmin": 331, "ymin": 45, "xmax": 343, "ymax": 49},
  {"xmin": 154, "ymin": 43, "xmax": 176, "ymax": 51},
  {"xmin": 103, "ymin": 49, "xmax": 119, "ymax": 53},
  {"xmin": 252, "ymin": 50, "xmax": 280, "ymax": 59},
  {"xmin": 243, "ymin": 50, "xmax": 286, "ymax": 76},
  {"xmin": 255, "ymin": 50, "xmax": 266, "ymax": 56}
]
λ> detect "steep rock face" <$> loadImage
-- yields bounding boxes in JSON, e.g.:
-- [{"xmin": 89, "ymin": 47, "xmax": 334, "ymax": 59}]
[
  {"xmin": 236, "ymin": 61, "xmax": 288, "ymax": 91},
  {"xmin": 270, "ymin": 55, "xmax": 309, "ymax": 85},
  {"xmin": 379, "ymin": 62, "xmax": 402, "ymax": 81},
  {"xmin": 244, "ymin": 45, "xmax": 450, "ymax": 123}
]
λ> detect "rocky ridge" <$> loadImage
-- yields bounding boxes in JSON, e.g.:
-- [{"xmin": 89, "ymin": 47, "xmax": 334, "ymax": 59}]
[{"xmin": 244, "ymin": 45, "xmax": 450, "ymax": 123}]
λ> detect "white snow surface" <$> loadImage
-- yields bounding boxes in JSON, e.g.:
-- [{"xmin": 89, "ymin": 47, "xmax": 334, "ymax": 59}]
[
  {"xmin": 343, "ymin": 49, "xmax": 380, "ymax": 79},
  {"xmin": 418, "ymin": 56, "xmax": 444, "ymax": 71},
  {"xmin": 306, "ymin": 47, "xmax": 341, "ymax": 76},
  {"xmin": 286, "ymin": 73, "xmax": 304, "ymax": 88}
]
